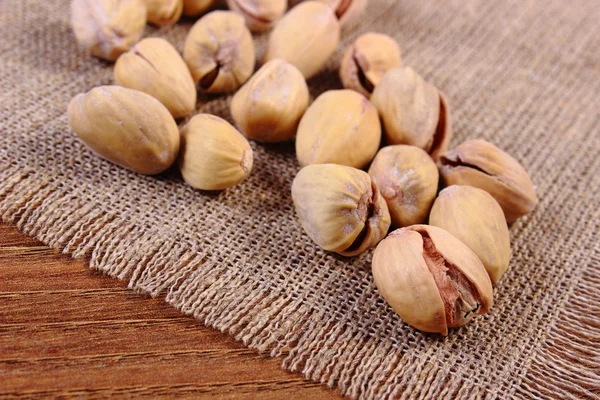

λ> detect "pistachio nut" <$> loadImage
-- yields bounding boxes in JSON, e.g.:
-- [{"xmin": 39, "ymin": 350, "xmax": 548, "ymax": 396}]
[
  {"xmin": 67, "ymin": 86, "xmax": 180, "ymax": 175},
  {"xmin": 296, "ymin": 89, "xmax": 381, "ymax": 168},
  {"xmin": 114, "ymin": 38, "xmax": 197, "ymax": 118},
  {"xmin": 231, "ymin": 59, "xmax": 309, "ymax": 143},
  {"xmin": 143, "ymin": 0, "xmax": 183, "ymax": 25},
  {"xmin": 439, "ymin": 139, "xmax": 538, "ymax": 222},
  {"xmin": 372, "ymin": 225, "xmax": 493, "ymax": 335},
  {"xmin": 184, "ymin": 11, "xmax": 255, "ymax": 93},
  {"xmin": 70, "ymin": 0, "xmax": 147, "ymax": 62},
  {"xmin": 317, "ymin": 0, "xmax": 367, "ymax": 27},
  {"xmin": 263, "ymin": 1, "xmax": 340, "ymax": 79},
  {"xmin": 371, "ymin": 66, "xmax": 452, "ymax": 160},
  {"xmin": 291, "ymin": 164, "xmax": 391, "ymax": 256},
  {"xmin": 339, "ymin": 32, "xmax": 402, "ymax": 98},
  {"xmin": 430, "ymin": 185, "xmax": 511, "ymax": 285},
  {"xmin": 179, "ymin": 114, "xmax": 253, "ymax": 190},
  {"xmin": 368, "ymin": 145, "xmax": 438, "ymax": 228},
  {"xmin": 182, "ymin": 0, "xmax": 219, "ymax": 16},
  {"xmin": 226, "ymin": 0, "xmax": 287, "ymax": 32}
]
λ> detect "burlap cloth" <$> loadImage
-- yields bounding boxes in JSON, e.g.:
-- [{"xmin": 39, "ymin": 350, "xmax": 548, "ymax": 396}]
[{"xmin": 2, "ymin": 0, "xmax": 599, "ymax": 398}]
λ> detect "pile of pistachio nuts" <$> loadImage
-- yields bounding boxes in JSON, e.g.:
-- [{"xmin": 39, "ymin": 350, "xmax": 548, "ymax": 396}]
[{"xmin": 68, "ymin": 0, "xmax": 538, "ymax": 335}]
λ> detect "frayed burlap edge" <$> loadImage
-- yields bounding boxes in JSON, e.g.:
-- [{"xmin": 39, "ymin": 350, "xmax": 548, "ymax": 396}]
[{"xmin": 2, "ymin": 163, "xmax": 598, "ymax": 399}]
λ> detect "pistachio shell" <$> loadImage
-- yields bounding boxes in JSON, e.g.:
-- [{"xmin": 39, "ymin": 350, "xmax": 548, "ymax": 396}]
[
  {"xmin": 115, "ymin": 38, "xmax": 197, "ymax": 118},
  {"xmin": 371, "ymin": 67, "xmax": 452, "ymax": 160},
  {"xmin": 430, "ymin": 185, "xmax": 511, "ymax": 284},
  {"xmin": 295, "ymin": 89, "xmax": 381, "ymax": 168},
  {"xmin": 231, "ymin": 59, "xmax": 309, "ymax": 142},
  {"xmin": 184, "ymin": 11, "xmax": 255, "ymax": 93},
  {"xmin": 291, "ymin": 164, "xmax": 391, "ymax": 256},
  {"xmin": 264, "ymin": 1, "xmax": 340, "ymax": 79},
  {"xmin": 67, "ymin": 86, "xmax": 180, "ymax": 175},
  {"xmin": 372, "ymin": 225, "xmax": 493, "ymax": 335},
  {"xmin": 70, "ymin": 0, "xmax": 147, "ymax": 62},
  {"xmin": 439, "ymin": 139, "xmax": 538, "ymax": 222},
  {"xmin": 182, "ymin": 0, "xmax": 218, "ymax": 16},
  {"xmin": 226, "ymin": 0, "xmax": 286, "ymax": 31},
  {"xmin": 368, "ymin": 145, "xmax": 438, "ymax": 227},
  {"xmin": 339, "ymin": 32, "xmax": 402, "ymax": 97},
  {"xmin": 178, "ymin": 114, "xmax": 253, "ymax": 190},
  {"xmin": 317, "ymin": 0, "xmax": 367, "ymax": 27},
  {"xmin": 143, "ymin": 0, "xmax": 183, "ymax": 25}
]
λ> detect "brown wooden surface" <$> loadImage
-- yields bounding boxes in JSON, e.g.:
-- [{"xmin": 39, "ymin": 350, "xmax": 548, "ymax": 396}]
[{"xmin": 0, "ymin": 223, "xmax": 343, "ymax": 399}]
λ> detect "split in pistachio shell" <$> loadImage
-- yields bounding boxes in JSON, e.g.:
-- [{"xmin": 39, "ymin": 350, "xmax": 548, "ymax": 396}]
[
  {"xmin": 371, "ymin": 224, "xmax": 493, "ymax": 335},
  {"xmin": 67, "ymin": 86, "xmax": 180, "ymax": 175},
  {"xmin": 317, "ymin": 0, "xmax": 368, "ymax": 27},
  {"xmin": 143, "ymin": 0, "xmax": 183, "ymax": 25},
  {"xmin": 226, "ymin": 0, "xmax": 287, "ymax": 32},
  {"xmin": 339, "ymin": 32, "xmax": 402, "ymax": 98},
  {"xmin": 430, "ymin": 185, "xmax": 511, "ymax": 285},
  {"xmin": 115, "ymin": 38, "xmax": 197, "ymax": 118},
  {"xmin": 70, "ymin": 0, "xmax": 147, "ymax": 62},
  {"xmin": 182, "ymin": 0, "xmax": 219, "ymax": 16},
  {"xmin": 178, "ymin": 114, "xmax": 253, "ymax": 190},
  {"xmin": 291, "ymin": 164, "xmax": 391, "ymax": 256},
  {"xmin": 184, "ymin": 11, "xmax": 255, "ymax": 93},
  {"xmin": 371, "ymin": 66, "xmax": 452, "ymax": 160},
  {"xmin": 263, "ymin": 1, "xmax": 340, "ymax": 79},
  {"xmin": 439, "ymin": 139, "xmax": 538, "ymax": 222},
  {"xmin": 295, "ymin": 89, "xmax": 381, "ymax": 168},
  {"xmin": 368, "ymin": 145, "xmax": 438, "ymax": 228},
  {"xmin": 231, "ymin": 59, "xmax": 309, "ymax": 143}
]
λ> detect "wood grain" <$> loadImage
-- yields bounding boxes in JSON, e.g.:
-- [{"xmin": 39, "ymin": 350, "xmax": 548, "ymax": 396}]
[{"xmin": 0, "ymin": 223, "xmax": 343, "ymax": 399}]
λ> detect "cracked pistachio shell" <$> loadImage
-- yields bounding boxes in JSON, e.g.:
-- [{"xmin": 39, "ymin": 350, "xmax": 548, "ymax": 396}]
[
  {"xmin": 67, "ymin": 86, "xmax": 180, "ymax": 175},
  {"xmin": 439, "ymin": 139, "xmax": 538, "ymax": 222},
  {"xmin": 368, "ymin": 145, "xmax": 438, "ymax": 228},
  {"xmin": 317, "ymin": 0, "xmax": 367, "ymax": 27},
  {"xmin": 231, "ymin": 59, "xmax": 309, "ymax": 143},
  {"xmin": 296, "ymin": 90, "xmax": 381, "ymax": 168},
  {"xmin": 182, "ymin": 0, "xmax": 219, "ymax": 16},
  {"xmin": 70, "ymin": 0, "xmax": 147, "ymax": 62},
  {"xmin": 430, "ymin": 185, "xmax": 511, "ymax": 285},
  {"xmin": 292, "ymin": 164, "xmax": 391, "ymax": 256},
  {"xmin": 226, "ymin": 0, "xmax": 287, "ymax": 32},
  {"xmin": 115, "ymin": 38, "xmax": 197, "ymax": 118},
  {"xmin": 264, "ymin": 1, "xmax": 340, "ymax": 79},
  {"xmin": 178, "ymin": 114, "xmax": 253, "ymax": 190},
  {"xmin": 184, "ymin": 11, "xmax": 255, "ymax": 93},
  {"xmin": 339, "ymin": 32, "xmax": 402, "ymax": 98},
  {"xmin": 143, "ymin": 0, "xmax": 183, "ymax": 26},
  {"xmin": 371, "ymin": 67, "xmax": 452, "ymax": 160},
  {"xmin": 372, "ymin": 225, "xmax": 493, "ymax": 335}
]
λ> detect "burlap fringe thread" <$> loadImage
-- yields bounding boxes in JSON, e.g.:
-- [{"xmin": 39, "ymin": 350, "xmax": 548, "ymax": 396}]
[{"xmin": 1, "ymin": 165, "xmax": 598, "ymax": 399}]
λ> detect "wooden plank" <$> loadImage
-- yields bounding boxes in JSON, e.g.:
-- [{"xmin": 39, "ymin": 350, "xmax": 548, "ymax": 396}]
[{"xmin": 0, "ymin": 223, "xmax": 342, "ymax": 399}]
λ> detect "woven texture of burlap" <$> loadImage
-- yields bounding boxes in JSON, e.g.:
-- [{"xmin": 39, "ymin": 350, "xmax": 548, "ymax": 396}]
[{"xmin": 2, "ymin": 0, "xmax": 599, "ymax": 398}]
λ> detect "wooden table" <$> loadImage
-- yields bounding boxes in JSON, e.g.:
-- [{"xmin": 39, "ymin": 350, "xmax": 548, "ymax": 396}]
[{"xmin": 0, "ymin": 223, "xmax": 342, "ymax": 399}]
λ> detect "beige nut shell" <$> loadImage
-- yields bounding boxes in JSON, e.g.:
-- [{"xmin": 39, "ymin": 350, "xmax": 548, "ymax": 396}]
[
  {"xmin": 178, "ymin": 114, "xmax": 253, "ymax": 190},
  {"xmin": 371, "ymin": 66, "xmax": 452, "ymax": 160},
  {"xmin": 184, "ymin": 11, "xmax": 255, "ymax": 93},
  {"xmin": 144, "ymin": 0, "xmax": 183, "ymax": 25},
  {"xmin": 115, "ymin": 38, "xmax": 197, "ymax": 118},
  {"xmin": 70, "ymin": 0, "xmax": 147, "ymax": 62},
  {"xmin": 67, "ymin": 86, "xmax": 180, "ymax": 175},
  {"xmin": 231, "ymin": 59, "xmax": 309, "ymax": 143},
  {"xmin": 368, "ymin": 145, "xmax": 438, "ymax": 227},
  {"xmin": 264, "ymin": 1, "xmax": 340, "ymax": 79},
  {"xmin": 339, "ymin": 32, "xmax": 402, "ymax": 97},
  {"xmin": 292, "ymin": 164, "xmax": 391, "ymax": 256},
  {"xmin": 296, "ymin": 89, "xmax": 381, "ymax": 168},
  {"xmin": 317, "ymin": 0, "xmax": 368, "ymax": 27},
  {"xmin": 372, "ymin": 225, "xmax": 493, "ymax": 335},
  {"xmin": 439, "ymin": 139, "xmax": 538, "ymax": 222},
  {"xmin": 430, "ymin": 185, "xmax": 511, "ymax": 285},
  {"xmin": 226, "ymin": 0, "xmax": 287, "ymax": 32},
  {"xmin": 182, "ymin": 0, "xmax": 218, "ymax": 16}
]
